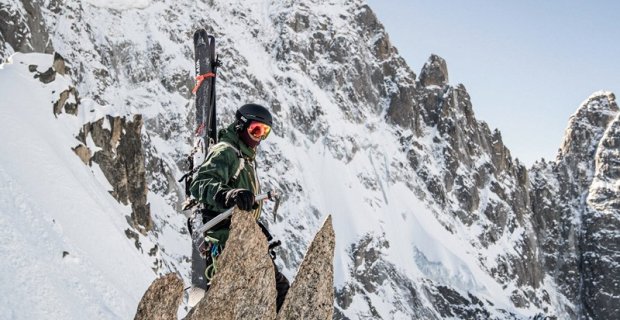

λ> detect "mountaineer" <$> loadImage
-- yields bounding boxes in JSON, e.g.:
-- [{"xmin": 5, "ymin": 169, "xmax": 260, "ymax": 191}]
[{"xmin": 189, "ymin": 103, "xmax": 289, "ymax": 310}]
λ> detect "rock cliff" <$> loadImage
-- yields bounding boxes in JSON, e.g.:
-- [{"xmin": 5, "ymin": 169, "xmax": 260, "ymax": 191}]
[
  {"xmin": 530, "ymin": 92, "xmax": 619, "ymax": 319},
  {"xmin": 76, "ymin": 114, "xmax": 152, "ymax": 233}
]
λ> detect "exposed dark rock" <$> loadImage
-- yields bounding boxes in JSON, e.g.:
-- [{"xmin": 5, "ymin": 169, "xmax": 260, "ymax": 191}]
[
  {"xmin": 27, "ymin": 52, "xmax": 70, "ymax": 86},
  {"xmin": 0, "ymin": 0, "xmax": 53, "ymax": 61},
  {"xmin": 72, "ymin": 144, "xmax": 91, "ymax": 165},
  {"xmin": 134, "ymin": 273, "xmax": 184, "ymax": 320},
  {"xmin": 53, "ymin": 87, "xmax": 79, "ymax": 116},
  {"xmin": 77, "ymin": 115, "xmax": 152, "ymax": 233},
  {"xmin": 35, "ymin": 67, "xmax": 55, "ymax": 84},
  {"xmin": 289, "ymin": 12, "xmax": 310, "ymax": 32},
  {"xmin": 386, "ymin": 84, "xmax": 421, "ymax": 131},
  {"xmin": 125, "ymin": 228, "xmax": 141, "ymax": 251},
  {"xmin": 427, "ymin": 285, "xmax": 493, "ymax": 319},
  {"xmin": 419, "ymin": 54, "xmax": 449, "ymax": 87},
  {"xmin": 355, "ymin": 5, "xmax": 394, "ymax": 61},
  {"xmin": 53, "ymin": 52, "xmax": 66, "ymax": 75},
  {"xmin": 119, "ymin": 115, "xmax": 152, "ymax": 233}
]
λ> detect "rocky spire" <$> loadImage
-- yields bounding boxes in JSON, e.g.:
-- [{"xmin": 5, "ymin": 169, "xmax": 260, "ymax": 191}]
[
  {"xmin": 277, "ymin": 215, "xmax": 335, "ymax": 320},
  {"xmin": 558, "ymin": 92, "xmax": 619, "ymax": 169},
  {"xmin": 134, "ymin": 273, "xmax": 184, "ymax": 320},
  {"xmin": 134, "ymin": 212, "xmax": 336, "ymax": 320},
  {"xmin": 186, "ymin": 208, "xmax": 277, "ymax": 320},
  {"xmin": 419, "ymin": 54, "xmax": 449, "ymax": 87}
]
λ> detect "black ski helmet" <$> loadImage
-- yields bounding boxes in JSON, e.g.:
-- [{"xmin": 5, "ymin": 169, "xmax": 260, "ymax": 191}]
[{"xmin": 235, "ymin": 103, "xmax": 273, "ymax": 127}]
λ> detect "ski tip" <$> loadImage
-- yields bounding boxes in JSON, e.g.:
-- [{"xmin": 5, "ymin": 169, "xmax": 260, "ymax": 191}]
[{"xmin": 193, "ymin": 29, "xmax": 208, "ymax": 41}]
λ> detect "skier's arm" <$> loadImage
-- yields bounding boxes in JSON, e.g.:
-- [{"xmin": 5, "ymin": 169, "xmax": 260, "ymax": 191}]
[{"xmin": 189, "ymin": 146, "xmax": 237, "ymax": 211}]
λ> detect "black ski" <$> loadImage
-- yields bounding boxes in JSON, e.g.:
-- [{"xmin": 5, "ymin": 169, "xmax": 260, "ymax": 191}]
[
  {"xmin": 179, "ymin": 30, "xmax": 220, "ymax": 205},
  {"xmin": 181, "ymin": 30, "xmax": 220, "ymax": 292},
  {"xmin": 192, "ymin": 29, "xmax": 219, "ymax": 150}
]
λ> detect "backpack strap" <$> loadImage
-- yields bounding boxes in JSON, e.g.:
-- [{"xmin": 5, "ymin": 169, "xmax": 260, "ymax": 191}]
[{"xmin": 209, "ymin": 141, "xmax": 245, "ymax": 182}]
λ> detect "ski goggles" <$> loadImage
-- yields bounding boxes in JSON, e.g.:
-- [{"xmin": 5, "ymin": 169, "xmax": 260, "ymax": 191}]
[{"xmin": 247, "ymin": 121, "xmax": 271, "ymax": 140}]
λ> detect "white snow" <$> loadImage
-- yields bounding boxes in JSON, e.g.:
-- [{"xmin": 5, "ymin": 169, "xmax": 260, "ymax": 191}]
[{"xmin": 84, "ymin": 0, "xmax": 151, "ymax": 10}]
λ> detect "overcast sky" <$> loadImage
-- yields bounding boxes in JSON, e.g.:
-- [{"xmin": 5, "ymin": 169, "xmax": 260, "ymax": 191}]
[{"xmin": 367, "ymin": 0, "xmax": 620, "ymax": 165}]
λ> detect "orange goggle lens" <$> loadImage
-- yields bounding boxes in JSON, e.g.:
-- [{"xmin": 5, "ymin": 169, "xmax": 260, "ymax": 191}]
[{"xmin": 247, "ymin": 121, "xmax": 271, "ymax": 140}]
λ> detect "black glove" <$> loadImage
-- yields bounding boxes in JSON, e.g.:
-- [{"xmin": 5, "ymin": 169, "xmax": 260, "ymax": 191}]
[{"xmin": 224, "ymin": 188, "xmax": 255, "ymax": 211}]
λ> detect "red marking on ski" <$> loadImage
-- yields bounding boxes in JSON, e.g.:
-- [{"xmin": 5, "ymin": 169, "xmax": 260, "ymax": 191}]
[
  {"xmin": 192, "ymin": 72, "xmax": 216, "ymax": 94},
  {"xmin": 195, "ymin": 122, "xmax": 206, "ymax": 136}
]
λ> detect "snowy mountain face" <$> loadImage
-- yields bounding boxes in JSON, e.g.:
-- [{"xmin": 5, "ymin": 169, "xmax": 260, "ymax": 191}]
[
  {"xmin": 530, "ymin": 93, "xmax": 620, "ymax": 319},
  {"xmin": 1, "ymin": 0, "xmax": 618, "ymax": 319}
]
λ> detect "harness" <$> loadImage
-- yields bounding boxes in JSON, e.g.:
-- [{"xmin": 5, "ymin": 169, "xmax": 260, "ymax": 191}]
[{"xmin": 203, "ymin": 234, "xmax": 222, "ymax": 281}]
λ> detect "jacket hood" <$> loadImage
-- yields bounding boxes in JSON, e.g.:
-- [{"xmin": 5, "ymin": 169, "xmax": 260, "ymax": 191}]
[{"xmin": 219, "ymin": 123, "xmax": 257, "ymax": 160}]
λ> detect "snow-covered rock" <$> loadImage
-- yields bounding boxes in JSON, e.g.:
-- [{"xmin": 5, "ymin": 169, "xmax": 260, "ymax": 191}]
[{"xmin": 531, "ymin": 92, "xmax": 619, "ymax": 319}]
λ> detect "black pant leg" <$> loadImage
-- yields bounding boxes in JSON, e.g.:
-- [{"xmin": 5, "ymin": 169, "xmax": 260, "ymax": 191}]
[
  {"xmin": 274, "ymin": 265, "xmax": 290, "ymax": 311},
  {"xmin": 190, "ymin": 215, "xmax": 209, "ymax": 289},
  {"xmin": 191, "ymin": 243, "xmax": 209, "ymax": 289}
]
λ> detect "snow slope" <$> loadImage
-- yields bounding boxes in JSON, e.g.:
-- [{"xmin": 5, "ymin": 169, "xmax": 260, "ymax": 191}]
[{"xmin": 0, "ymin": 53, "xmax": 160, "ymax": 319}]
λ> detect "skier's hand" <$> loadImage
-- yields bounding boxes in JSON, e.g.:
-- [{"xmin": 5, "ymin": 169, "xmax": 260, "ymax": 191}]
[{"xmin": 224, "ymin": 188, "xmax": 255, "ymax": 211}]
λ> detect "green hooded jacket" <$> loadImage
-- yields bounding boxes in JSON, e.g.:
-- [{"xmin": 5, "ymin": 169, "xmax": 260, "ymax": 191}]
[{"xmin": 190, "ymin": 123, "xmax": 262, "ymax": 220}]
